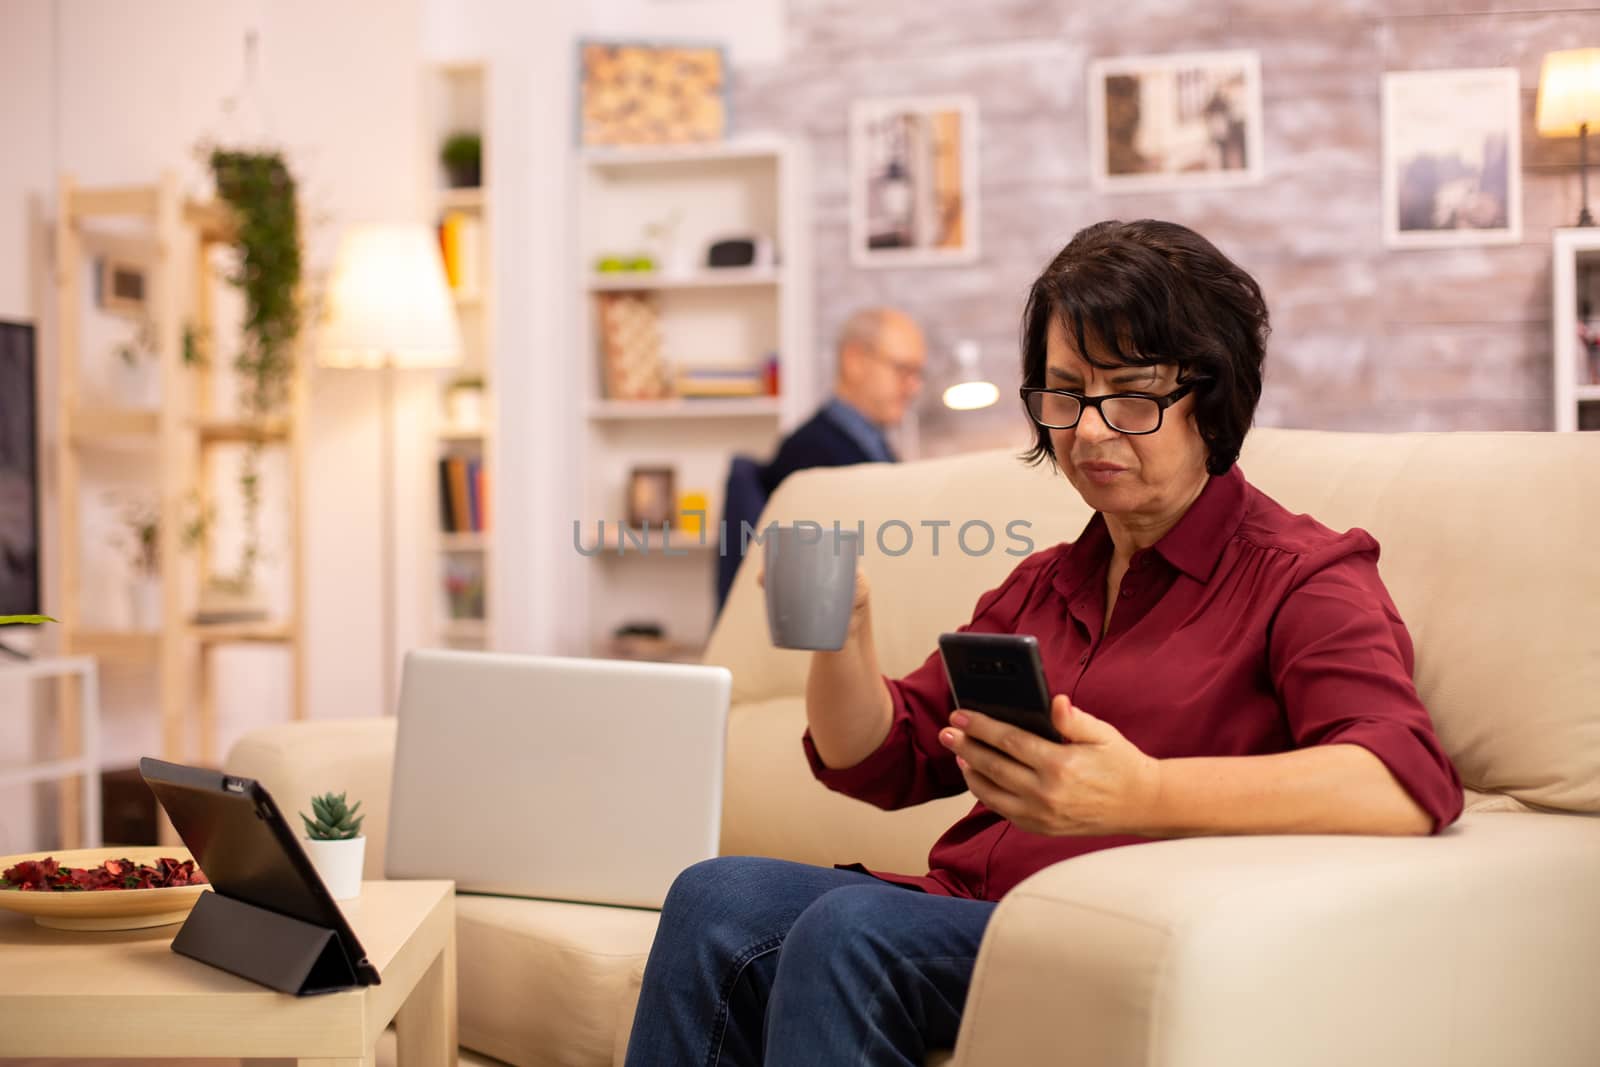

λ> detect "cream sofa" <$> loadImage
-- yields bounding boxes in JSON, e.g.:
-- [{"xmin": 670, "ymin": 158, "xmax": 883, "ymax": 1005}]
[{"xmin": 227, "ymin": 427, "xmax": 1600, "ymax": 1067}]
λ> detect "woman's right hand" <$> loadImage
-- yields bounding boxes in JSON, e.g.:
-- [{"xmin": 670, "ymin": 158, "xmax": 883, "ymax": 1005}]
[{"xmin": 755, "ymin": 568, "xmax": 874, "ymax": 643}]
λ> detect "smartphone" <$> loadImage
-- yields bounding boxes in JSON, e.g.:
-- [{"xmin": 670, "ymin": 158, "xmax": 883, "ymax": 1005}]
[{"xmin": 937, "ymin": 632, "xmax": 1062, "ymax": 743}]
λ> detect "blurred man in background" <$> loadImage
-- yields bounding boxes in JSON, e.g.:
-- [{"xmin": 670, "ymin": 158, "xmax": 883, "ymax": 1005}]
[
  {"xmin": 761, "ymin": 306, "xmax": 927, "ymax": 494},
  {"xmin": 716, "ymin": 307, "xmax": 927, "ymax": 613}
]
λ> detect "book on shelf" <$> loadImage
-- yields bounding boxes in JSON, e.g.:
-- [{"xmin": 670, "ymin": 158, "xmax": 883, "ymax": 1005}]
[
  {"xmin": 438, "ymin": 455, "xmax": 491, "ymax": 533},
  {"xmin": 477, "ymin": 461, "xmax": 489, "ymax": 532},
  {"xmin": 678, "ymin": 382, "xmax": 765, "ymax": 398},
  {"xmin": 438, "ymin": 211, "xmax": 483, "ymax": 298},
  {"xmin": 673, "ymin": 365, "xmax": 768, "ymax": 399},
  {"xmin": 465, "ymin": 457, "xmax": 482, "ymax": 531},
  {"xmin": 448, "ymin": 458, "xmax": 471, "ymax": 532}
]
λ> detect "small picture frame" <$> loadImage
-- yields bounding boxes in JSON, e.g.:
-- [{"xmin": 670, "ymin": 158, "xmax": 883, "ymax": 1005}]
[
  {"xmin": 576, "ymin": 41, "xmax": 729, "ymax": 147},
  {"xmin": 1381, "ymin": 67, "xmax": 1523, "ymax": 249},
  {"xmin": 849, "ymin": 95, "xmax": 980, "ymax": 269},
  {"xmin": 96, "ymin": 256, "xmax": 148, "ymax": 316},
  {"xmin": 1088, "ymin": 50, "xmax": 1264, "ymax": 192},
  {"xmin": 626, "ymin": 466, "xmax": 677, "ymax": 528}
]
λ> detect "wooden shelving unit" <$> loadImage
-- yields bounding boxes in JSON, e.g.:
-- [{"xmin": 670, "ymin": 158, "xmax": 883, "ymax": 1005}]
[{"xmin": 51, "ymin": 172, "xmax": 306, "ymax": 824}]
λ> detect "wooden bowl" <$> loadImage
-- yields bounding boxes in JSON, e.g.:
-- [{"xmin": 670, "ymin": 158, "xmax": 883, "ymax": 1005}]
[{"xmin": 0, "ymin": 847, "xmax": 210, "ymax": 931}]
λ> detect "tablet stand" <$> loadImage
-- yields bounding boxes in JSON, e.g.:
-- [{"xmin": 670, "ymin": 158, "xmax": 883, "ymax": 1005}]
[{"xmin": 172, "ymin": 890, "xmax": 359, "ymax": 996}]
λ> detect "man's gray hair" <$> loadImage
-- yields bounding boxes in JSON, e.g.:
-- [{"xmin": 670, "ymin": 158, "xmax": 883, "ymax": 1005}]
[{"xmin": 836, "ymin": 307, "xmax": 898, "ymax": 358}]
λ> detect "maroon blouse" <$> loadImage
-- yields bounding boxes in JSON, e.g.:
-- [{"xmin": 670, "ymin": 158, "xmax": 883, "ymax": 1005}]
[{"xmin": 802, "ymin": 464, "xmax": 1464, "ymax": 901}]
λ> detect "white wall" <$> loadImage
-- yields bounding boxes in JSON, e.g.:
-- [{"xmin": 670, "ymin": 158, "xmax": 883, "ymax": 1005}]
[
  {"xmin": 423, "ymin": 0, "xmax": 783, "ymax": 67},
  {"xmin": 0, "ymin": 1, "xmax": 55, "ymax": 323},
  {"xmin": 0, "ymin": 0, "xmax": 429, "ymax": 848}
]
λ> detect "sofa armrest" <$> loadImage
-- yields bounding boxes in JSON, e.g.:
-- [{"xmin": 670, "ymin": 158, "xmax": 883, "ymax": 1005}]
[
  {"xmin": 223, "ymin": 718, "xmax": 398, "ymax": 880},
  {"xmin": 950, "ymin": 812, "xmax": 1600, "ymax": 1067}
]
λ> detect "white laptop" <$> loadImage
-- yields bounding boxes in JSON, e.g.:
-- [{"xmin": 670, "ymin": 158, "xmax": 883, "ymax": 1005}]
[{"xmin": 385, "ymin": 649, "xmax": 732, "ymax": 909}]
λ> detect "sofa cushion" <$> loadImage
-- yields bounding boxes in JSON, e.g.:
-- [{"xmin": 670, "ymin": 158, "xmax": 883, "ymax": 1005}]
[
  {"xmin": 1228, "ymin": 429, "xmax": 1600, "ymax": 814},
  {"xmin": 225, "ymin": 717, "xmax": 398, "ymax": 879},
  {"xmin": 720, "ymin": 697, "xmax": 971, "ymax": 875},
  {"xmin": 456, "ymin": 894, "xmax": 660, "ymax": 1067}
]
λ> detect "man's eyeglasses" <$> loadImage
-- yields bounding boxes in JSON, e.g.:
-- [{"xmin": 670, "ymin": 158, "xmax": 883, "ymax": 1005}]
[
  {"xmin": 863, "ymin": 350, "xmax": 925, "ymax": 384},
  {"xmin": 1020, "ymin": 382, "xmax": 1196, "ymax": 435}
]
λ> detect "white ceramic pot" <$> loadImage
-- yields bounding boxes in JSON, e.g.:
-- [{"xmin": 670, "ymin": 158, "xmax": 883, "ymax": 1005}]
[
  {"xmin": 302, "ymin": 836, "xmax": 366, "ymax": 901},
  {"xmin": 129, "ymin": 575, "xmax": 162, "ymax": 630}
]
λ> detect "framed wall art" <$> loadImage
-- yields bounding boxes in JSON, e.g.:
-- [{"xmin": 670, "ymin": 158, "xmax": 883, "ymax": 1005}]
[
  {"xmin": 849, "ymin": 95, "xmax": 979, "ymax": 268},
  {"xmin": 1382, "ymin": 67, "xmax": 1522, "ymax": 248},
  {"xmin": 625, "ymin": 466, "xmax": 677, "ymax": 528},
  {"xmin": 577, "ymin": 41, "xmax": 729, "ymax": 147},
  {"xmin": 1088, "ymin": 50, "xmax": 1264, "ymax": 192}
]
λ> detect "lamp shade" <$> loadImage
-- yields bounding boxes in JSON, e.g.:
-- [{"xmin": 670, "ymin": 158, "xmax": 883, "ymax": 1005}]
[
  {"xmin": 1537, "ymin": 48, "xmax": 1600, "ymax": 137},
  {"xmin": 317, "ymin": 223, "xmax": 462, "ymax": 369},
  {"xmin": 941, "ymin": 340, "xmax": 999, "ymax": 411}
]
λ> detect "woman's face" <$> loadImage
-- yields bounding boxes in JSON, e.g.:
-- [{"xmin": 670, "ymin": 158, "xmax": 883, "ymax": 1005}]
[{"xmin": 1043, "ymin": 316, "xmax": 1209, "ymax": 522}]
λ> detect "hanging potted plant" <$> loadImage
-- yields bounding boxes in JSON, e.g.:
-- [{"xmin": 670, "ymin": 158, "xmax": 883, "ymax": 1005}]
[{"xmin": 198, "ymin": 148, "xmax": 302, "ymax": 617}]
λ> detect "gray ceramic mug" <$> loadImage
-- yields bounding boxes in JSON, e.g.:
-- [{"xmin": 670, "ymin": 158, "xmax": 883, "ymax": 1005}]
[{"xmin": 763, "ymin": 524, "xmax": 861, "ymax": 651}]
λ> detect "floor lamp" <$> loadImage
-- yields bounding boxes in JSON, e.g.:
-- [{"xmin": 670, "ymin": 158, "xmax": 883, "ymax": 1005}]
[
  {"xmin": 318, "ymin": 224, "xmax": 462, "ymax": 716},
  {"xmin": 1538, "ymin": 48, "xmax": 1600, "ymax": 227}
]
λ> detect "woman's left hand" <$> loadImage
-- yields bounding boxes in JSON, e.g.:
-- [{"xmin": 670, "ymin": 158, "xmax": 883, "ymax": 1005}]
[{"xmin": 939, "ymin": 696, "xmax": 1164, "ymax": 837}]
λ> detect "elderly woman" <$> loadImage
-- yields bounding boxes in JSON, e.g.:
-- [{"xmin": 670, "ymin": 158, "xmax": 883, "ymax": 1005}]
[{"xmin": 623, "ymin": 219, "xmax": 1463, "ymax": 1067}]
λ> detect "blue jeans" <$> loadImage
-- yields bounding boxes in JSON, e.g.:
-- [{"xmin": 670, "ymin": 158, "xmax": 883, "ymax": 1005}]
[{"xmin": 623, "ymin": 856, "xmax": 997, "ymax": 1067}]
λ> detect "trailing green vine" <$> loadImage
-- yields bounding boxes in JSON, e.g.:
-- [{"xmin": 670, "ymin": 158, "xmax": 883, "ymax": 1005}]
[{"xmin": 209, "ymin": 148, "xmax": 302, "ymax": 592}]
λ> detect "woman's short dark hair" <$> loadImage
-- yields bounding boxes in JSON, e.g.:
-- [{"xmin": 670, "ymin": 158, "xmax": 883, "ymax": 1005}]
[{"xmin": 1019, "ymin": 219, "xmax": 1269, "ymax": 476}]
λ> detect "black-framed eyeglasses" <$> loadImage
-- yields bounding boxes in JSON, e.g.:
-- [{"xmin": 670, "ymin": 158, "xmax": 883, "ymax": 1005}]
[
  {"xmin": 862, "ymin": 349, "xmax": 925, "ymax": 383},
  {"xmin": 1020, "ymin": 382, "xmax": 1196, "ymax": 435}
]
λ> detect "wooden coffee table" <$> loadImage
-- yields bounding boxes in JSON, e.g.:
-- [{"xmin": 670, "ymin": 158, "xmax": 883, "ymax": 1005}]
[{"xmin": 0, "ymin": 880, "xmax": 456, "ymax": 1066}]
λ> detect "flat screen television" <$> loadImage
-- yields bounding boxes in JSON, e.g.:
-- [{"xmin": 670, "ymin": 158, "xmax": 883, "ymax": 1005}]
[{"xmin": 0, "ymin": 321, "xmax": 40, "ymax": 620}]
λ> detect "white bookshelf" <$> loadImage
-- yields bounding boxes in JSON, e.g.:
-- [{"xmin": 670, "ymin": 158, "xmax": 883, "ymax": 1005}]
[
  {"xmin": 582, "ymin": 136, "xmax": 794, "ymax": 169},
  {"xmin": 587, "ymin": 267, "xmax": 781, "ymax": 292},
  {"xmin": 575, "ymin": 136, "xmax": 813, "ymax": 660},
  {"xmin": 1553, "ymin": 228, "xmax": 1600, "ymax": 432},
  {"xmin": 438, "ymin": 422, "xmax": 491, "ymax": 444},
  {"xmin": 438, "ymin": 618, "xmax": 488, "ymax": 642},
  {"xmin": 587, "ymin": 397, "xmax": 784, "ymax": 421},
  {"xmin": 438, "ymin": 187, "xmax": 486, "ymax": 211},
  {"xmin": 425, "ymin": 62, "xmax": 494, "ymax": 647}
]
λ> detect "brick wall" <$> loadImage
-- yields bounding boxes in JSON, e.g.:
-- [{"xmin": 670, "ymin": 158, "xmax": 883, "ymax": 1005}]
[{"xmin": 732, "ymin": 0, "xmax": 1600, "ymax": 452}]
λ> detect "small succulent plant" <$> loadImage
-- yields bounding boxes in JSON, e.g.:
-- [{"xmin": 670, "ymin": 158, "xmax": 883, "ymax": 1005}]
[{"xmin": 299, "ymin": 791, "xmax": 365, "ymax": 841}]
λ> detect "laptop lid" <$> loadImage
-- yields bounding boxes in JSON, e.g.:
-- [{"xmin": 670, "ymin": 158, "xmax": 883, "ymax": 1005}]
[{"xmin": 385, "ymin": 649, "xmax": 731, "ymax": 909}]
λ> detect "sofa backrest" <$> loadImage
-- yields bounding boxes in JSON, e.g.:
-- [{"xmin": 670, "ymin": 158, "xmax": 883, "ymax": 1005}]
[{"xmin": 706, "ymin": 428, "xmax": 1600, "ymax": 869}]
